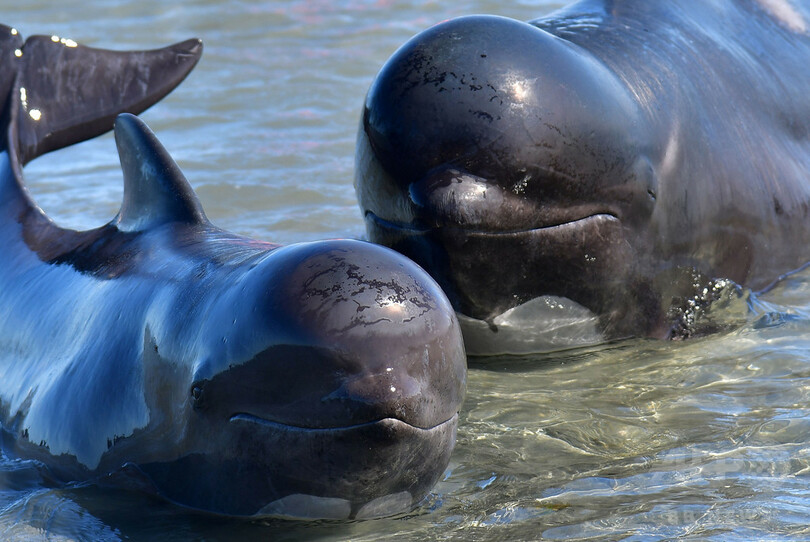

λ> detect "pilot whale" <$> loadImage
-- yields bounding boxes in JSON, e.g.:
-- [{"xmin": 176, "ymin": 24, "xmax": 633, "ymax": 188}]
[
  {"xmin": 0, "ymin": 28, "xmax": 466, "ymax": 519},
  {"xmin": 356, "ymin": 0, "xmax": 810, "ymax": 348}
]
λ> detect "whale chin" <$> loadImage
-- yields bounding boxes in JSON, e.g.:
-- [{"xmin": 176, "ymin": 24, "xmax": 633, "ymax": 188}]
[
  {"xmin": 231, "ymin": 414, "xmax": 459, "ymax": 520},
  {"xmin": 258, "ymin": 491, "xmax": 414, "ymax": 521},
  {"xmin": 138, "ymin": 413, "xmax": 458, "ymax": 519},
  {"xmin": 364, "ymin": 210, "xmax": 636, "ymax": 324},
  {"xmin": 457, "ymin": 295, "xmax": 605, "ymax": 356}
]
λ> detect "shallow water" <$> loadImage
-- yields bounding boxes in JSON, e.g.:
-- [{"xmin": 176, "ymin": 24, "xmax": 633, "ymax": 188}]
[{"xmin": 3, "ymin": 0, "xmax": 810, "ymax": 540}]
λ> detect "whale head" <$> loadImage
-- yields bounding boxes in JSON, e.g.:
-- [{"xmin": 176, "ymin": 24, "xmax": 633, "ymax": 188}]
[
  {"xmin": 142, "ymin": 240, "xmax": 466, "ymax": 520},
  {"xmin": 356, "ymin": 15, "xmax": 660, "ymax": 337},
  {"xmin": 102, "ymin": 115, "xmax": 467, "ymax": 519}
]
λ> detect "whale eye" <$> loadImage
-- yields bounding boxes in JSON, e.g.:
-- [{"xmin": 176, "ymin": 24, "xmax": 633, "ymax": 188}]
[{"xmin": 190, "ymin": 381, "xmax": 207, "ymax": 410}]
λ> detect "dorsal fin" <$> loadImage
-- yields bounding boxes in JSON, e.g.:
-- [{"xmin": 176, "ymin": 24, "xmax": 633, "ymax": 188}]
[
  {"xmin": 114, "ymin": 113, "xmax": 208, "ymax": 232},
  {"xmin": 15, "ymin": 34, "xmax": 202, "ymax": 164}
]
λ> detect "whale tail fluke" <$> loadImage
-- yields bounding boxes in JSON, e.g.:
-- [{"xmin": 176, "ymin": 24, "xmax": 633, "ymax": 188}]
[{"xmin": 13, "ymin": 33, "xmax": 202, "ymax": 164}]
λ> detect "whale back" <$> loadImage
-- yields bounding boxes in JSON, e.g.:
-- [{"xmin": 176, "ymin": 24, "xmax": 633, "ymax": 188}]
[{"xmin": 531, "ymin": 0, "xmax": 810, "ymax": 289}]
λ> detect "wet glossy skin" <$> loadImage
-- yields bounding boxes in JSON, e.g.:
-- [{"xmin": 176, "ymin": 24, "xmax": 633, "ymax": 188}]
[
  {"xmin": 0, "ymin": 116, "xmax": 466, "ymax": 518},
  {"xmin": 0, "ymin": 24, "xmax": 202, "ymax": 165},
  {"xmin": 356, "ymin": 0, "xmax": 810, "ymax": 339},
  {"xmin": 0, "ymin": 26, "xmax": 466, "ymax": 519}
]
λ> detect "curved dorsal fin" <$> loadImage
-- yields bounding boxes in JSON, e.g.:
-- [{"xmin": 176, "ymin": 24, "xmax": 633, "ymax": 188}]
[
  {"xmin": 16, "ymin": 34, "xmax": 202, "ymax": 164},
  {"xmin": 114, "ymin": 113, "xmax": 208, "ymax": 232}
]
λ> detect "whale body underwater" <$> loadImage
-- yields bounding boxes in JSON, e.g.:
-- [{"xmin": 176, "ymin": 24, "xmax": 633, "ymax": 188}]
[
  {"xmin": 0, "ymin": 26, "xmax": 466, "ymax": 519},
  {"xmin": 356, "ymin": 0, "xmax": 810, "ymax": 351}
]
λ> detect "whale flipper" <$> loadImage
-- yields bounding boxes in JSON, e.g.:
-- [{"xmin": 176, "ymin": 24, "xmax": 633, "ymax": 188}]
[
  {"xmin": 114, "ymin": 113, "xmax": 207, "ymax": 232},
  {"xmin": 14, "ymin": 34, "xmax": 202, "ymax": 164}
]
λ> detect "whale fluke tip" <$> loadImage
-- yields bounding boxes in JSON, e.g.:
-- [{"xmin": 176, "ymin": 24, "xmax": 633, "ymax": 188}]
[{"xmin": 15, "ymin": 34, "xmax": 203, "ymax": 164}]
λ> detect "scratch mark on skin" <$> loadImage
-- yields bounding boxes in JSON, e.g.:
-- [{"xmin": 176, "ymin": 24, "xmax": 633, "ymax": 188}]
[{"xmin": 300, "ymin": 255, "xmax": 437, "ymax": 333}]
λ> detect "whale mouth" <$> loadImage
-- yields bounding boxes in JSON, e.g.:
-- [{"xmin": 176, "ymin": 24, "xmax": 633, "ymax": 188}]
[
  {"xmin": 229, "ymin": 412, "xmax": 456, "ymax": 433},
  {"xmin": 224, "ymin": 413, "xmax": 460, "ymax": 519},
  {"xmin": 138, "ymin": 413, "xmax": 459, "ymax": 519},
  {"xmin": 364, "ymin": 210, "xmax": 632, "ymax": 321},
  {"xmin": 365, "ymin": 210, "xmax": 620, "ymax": 235}
]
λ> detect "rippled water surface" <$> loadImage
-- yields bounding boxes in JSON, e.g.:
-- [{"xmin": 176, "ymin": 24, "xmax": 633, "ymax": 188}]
[{"xmin": 4, "ymin": 0, "xmax": 810, "ymax": 540}]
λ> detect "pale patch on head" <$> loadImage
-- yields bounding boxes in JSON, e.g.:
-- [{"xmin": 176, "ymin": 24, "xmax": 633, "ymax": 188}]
[
  {"xmin": 457, "ymin": 295, "xmax": 603, "ymax": 355},
  {"xmin": 356, "ymin": 491, "xmax": 413, "ymax": 519},
  {"xmin": 756, "ymin": 0, "xmax": 807, "ymax": 33},
  {"xmin": 258, "ymin": 494, "xmax": 351, "ymax": 519}
]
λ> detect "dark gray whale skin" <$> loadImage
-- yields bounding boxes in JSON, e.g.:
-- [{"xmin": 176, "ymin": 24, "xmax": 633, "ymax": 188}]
[
  {"xmin": 0, "ymin": 115, "xmax": 466, "ymax": 519},
  {"xmin": 0, "ymin": 24, "xmax": 203, "ymax": 164},
  {"xmin": 356, "ymin": 0, "xmax": 810, "ymax": 339},
  {"xmin": 0, "ymin": 27, "xmax": 465, "ymax": 519}
]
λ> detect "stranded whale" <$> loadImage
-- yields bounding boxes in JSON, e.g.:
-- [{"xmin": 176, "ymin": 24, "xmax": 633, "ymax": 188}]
[
  {"xmin": 356, "ymin": 0, "xmax": 810, "ymax": 350},
  {"xmin": 0, "ymin": 26, "xmax": 466, "ymax": 519},
  {"xmin": 0, "ymin": 114, "xmax": 466, "ymax": 519}
]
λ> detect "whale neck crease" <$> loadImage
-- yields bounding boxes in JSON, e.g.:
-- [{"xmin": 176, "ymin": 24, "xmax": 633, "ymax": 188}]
[{"xmin": 114, "ymin": 113, "xmax": 209, "ymax": 233}]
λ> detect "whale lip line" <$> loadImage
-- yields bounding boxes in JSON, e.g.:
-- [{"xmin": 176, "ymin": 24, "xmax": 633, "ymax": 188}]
[
  {"xmin": 229, "ymin": 412, "xmax": 458, "ymax": 432},
  {"xmin": 365, "ymin": 211, "xmax": 619, "ymax": 235}
]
